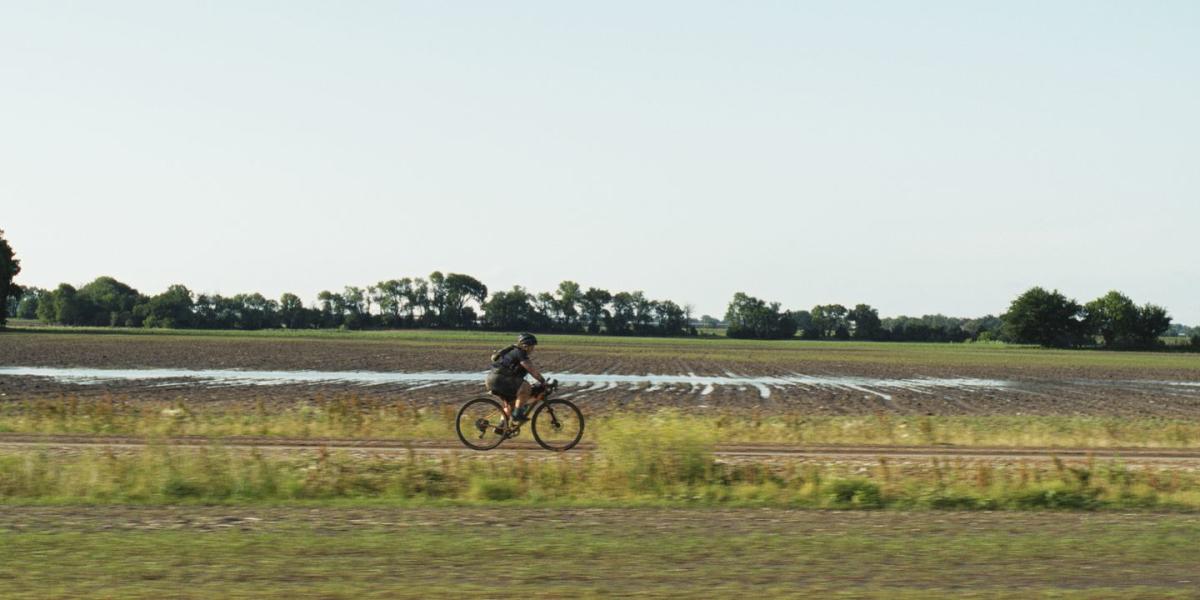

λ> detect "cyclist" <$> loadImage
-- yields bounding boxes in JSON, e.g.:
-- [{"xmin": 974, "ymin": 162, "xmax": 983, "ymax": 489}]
[{"xmin": 486, "ymin": 332, "xmax": 548, "ymax": 427}]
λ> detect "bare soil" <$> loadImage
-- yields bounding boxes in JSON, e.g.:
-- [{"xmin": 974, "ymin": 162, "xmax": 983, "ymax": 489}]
[{"xmin": 3, "ymin": 332, "xmax": 1200, "ymax": 417}]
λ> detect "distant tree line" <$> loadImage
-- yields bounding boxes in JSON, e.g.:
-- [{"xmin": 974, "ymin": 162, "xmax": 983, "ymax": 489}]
[
  {"xmin": 722, "ymin": 288, "xmax": 1197, "ymax": 350},
  {"xmin": 1, "ymin": 228, "xmax": 1194, "ymax": 349},
  {"xmin": 723, "ymin": 293, "xmax": 1003, "ymax": 343},
  {"xmin": 9, "ymin": 273, "xmax": 696, "ymax": 337}
]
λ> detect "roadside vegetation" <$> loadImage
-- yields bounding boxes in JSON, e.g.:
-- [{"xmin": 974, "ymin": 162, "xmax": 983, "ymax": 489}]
[
  {"xmin": 2, "ymin": 419, "xmax": 1200, "ymax": 510},
  {"xmin": 5, "ymin": 397, "xmax": 1200, "ymax": 449}
]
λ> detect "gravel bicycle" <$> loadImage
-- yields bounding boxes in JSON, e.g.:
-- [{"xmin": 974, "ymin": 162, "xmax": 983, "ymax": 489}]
[{"xmin": 455, "ymin": 379, "xmax": 584, "ymax": 451}]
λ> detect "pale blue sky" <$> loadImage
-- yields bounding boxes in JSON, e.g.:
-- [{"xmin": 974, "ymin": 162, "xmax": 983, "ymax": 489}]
[{"xmin": 3, "ymin": 2, "xmax": 1197, "ymax": 322}]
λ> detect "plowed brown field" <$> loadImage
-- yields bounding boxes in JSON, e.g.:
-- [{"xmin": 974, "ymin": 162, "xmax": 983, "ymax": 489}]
[{"xmin": 3, "ymin": 330, "xmax": 1200, "ymax": 417}]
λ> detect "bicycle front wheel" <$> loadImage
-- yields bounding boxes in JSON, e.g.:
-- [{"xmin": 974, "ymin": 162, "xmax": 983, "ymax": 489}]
[
  {"xmin": 456, "ymin": 397, "xmax": 508, "ymax": 451},
  {"xmin": 531, "ymin": 399, "xmax": 584, "ymax": 451}
]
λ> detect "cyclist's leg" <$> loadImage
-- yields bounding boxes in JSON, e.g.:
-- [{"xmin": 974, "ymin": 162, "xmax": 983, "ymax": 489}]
[
  {"xmin": 513, "ymin": 381, "xmax": 533, "ymax": 420},
  {"xmin": 487, "ymin": 372, "xmax": 521, "ymax": 425}
]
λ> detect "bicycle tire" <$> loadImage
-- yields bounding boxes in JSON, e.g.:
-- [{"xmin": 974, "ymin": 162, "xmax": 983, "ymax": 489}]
[
  {"xmin": 455, "ymin": 397, "xmax": 508, "ymax": 451},
  {"xmin": 531, "ymin": 399, "xmax": 585, "ymax": 452}
]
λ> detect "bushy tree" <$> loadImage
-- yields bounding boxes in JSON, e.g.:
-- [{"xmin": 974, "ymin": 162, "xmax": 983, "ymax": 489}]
[
  {"xmin": 792, "ymin": 310, "xmax": 819, "ymax": 339},
  {"xmin": 1083, "ymin": 291, "xmax": 1172, "ymax": 349},
  {"xmin": 1133, "ymin": 303, "xmax": 1171, "ymax": 348},
  {"xmin": 579, "ymin": 288, "xmax": 612, "ymax": 334},
  {"xmin": 724, "ymin": 293, "xmax": 797, "ymax": 339},
  {"xmin": 1084, "ymin": 291, "xmax": 1140, "ymax": 347},
  {"xmin": 481, "ymin": 286, "xmax": 539, "ymax": 331},
  {"xmin": 1001, "ymin": 287, "xmax": 1087, "ymax": 348},
  {"xmin": 136, "ymin": 284, "xmax": 195, "ymax": 328},
  {"xmin": 882, "ymin": 315, "xmax": 971, "ymax": 342},
  {"xmin": 811, "ymin": 304, "xmax": 849, "ymax": 339},
  {"xmin": 555, "ymin": 281, "xmax": 582, "ymax": 331},
  {"xmin": 654, "ymin": 300, "xmax": 690, "ymax": 336},
  {"xmin": 442, "ymin": 273, "xmax": 487, "ymax": 328},
  {"xmin": 279, "ymin": 292, "xmax": 313, "ymax": 329},
  {"xmin": 15, "ymin": 287, "xmax": 46, "ymax": 319},
  {"xmin": 608, "ymin": 292, "xmax": 636, "ymax": 335},
  {"xmin": 847, "ymin": 304, "xmax": 883, "ymax": 340},
  {"xmin": 78, "ymin": 276, "xmax": 143, "ymax": 326},
  {"xmin": 38, "ymin": 283, "xmax": 85, "ymax": 325},
  {"xmin": 962, "ymin": 315, "xmax": 1002, "ymax": 340},
  {"xmin": 0, "ymin": 229, "xmax": 18, "ymax": 329}
]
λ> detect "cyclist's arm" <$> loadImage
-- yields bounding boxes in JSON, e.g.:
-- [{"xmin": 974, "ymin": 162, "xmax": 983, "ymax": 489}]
[{"xmin": 521, "ymin": 360, "xmax": 546, "ymax": 384}]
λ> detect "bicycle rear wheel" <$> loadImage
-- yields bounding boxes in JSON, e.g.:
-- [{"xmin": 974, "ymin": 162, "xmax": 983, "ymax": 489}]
[
  {"xmin": 531, "ymin": 399, "xmax": 584, "ymax": 451},
  {"xmin": 456, "ymin": 397, "xmax": 508, "ymax": 450}
]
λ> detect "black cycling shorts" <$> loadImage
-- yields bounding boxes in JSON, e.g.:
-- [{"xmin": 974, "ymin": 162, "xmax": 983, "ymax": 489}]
[{"xmin": 486, "ymin": 370, "xmax": 524, "ymax": 401}]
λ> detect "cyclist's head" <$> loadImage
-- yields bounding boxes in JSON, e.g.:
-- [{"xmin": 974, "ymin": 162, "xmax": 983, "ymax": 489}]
[{"xmin": 517, "ymin": 332, "xmax": 538, "ymax": 349}]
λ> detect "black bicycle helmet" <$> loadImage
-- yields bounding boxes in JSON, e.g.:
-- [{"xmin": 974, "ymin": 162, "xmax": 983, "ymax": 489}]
[{"xmin": 517, "ymin": 332, "xmax": 538, "ymax": 346}]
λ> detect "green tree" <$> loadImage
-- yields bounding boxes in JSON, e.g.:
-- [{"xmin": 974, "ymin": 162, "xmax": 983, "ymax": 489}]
[
  {"xmin": 555, "ymin": 280, "xmax": 582, "ymax": 331},
  {"xmin": 77, "ymin": 276, "xmax": 143, "ymax": 326},
  {"xmin": 1001, "ymin": 287, "xmax": 1087, "ymax": 348},
  {"xmin": 811, "ymin": 304, "xmax": 849, "ymax": 339},
  {"xmin": 609, "ymin": 292, "xmax": 636, "ymax": 335},
  {"xmin": 425, "ymin": 272, "xmax": 447, "ymax": 326},
  {"xmin": 724, "ymin": 293, "xmax": 798, "ymax": 339},
  {"xmin": 15, "ymin": 287, "xmax": 46, "ymax": 319},
  {"xmin": 279, "ymin": 293, "xmax": 309, "ymax": 329},
  {"xmin": 481, "ymin": 285, "xmax": 539, "ymax": 331},
  {"xmin": 408, "ymin": 278, "xmax": 430, "ymax": 324},
  {"xmin": 1084, "ymin": 291, "xmax": 1140, "ymax": 347},
  {"xmin": 135, "ymin": 284, "xmax": 195, "ymax": 328},
  {"xmin": 654, "ymin": 299, "xmax": 689, "ymax": 336},
  {"xmin": 847, "ymin": 304, "xmax": 883, "ymax": 340},
  {"xmin": 0, "ymin": 229, "xmax": 19, "ymax": 329},
  {"xmin": 373, "ymin": 279, "xmax": 407, "ymax": 326},
  {"xmin": 962, "ymin": 315, "xmax": 1002, "ymax": 340},
  {"xmin": 630, "ymin": 291, "xmax": 656, "ymax": 335},
  {"xmin": 316, "ymin": 290, "xmax": 339, "ymax": 327},
  {"xmin": 340, "ymin": 287, "xmax": 367, "ymax": 329},
  {"xmin": 579, "ymin": 287, "xmax": 612, "ymax": 334},
  {"xmin": 39, "ymin": 283, "xmax": 84, "ymax": 325},
  {"xmin": 1132, "ymin": 303, "xmax": 1171, "ymax": 348},
  {"xmin": 534, "ymin": 292, "xmax": 559, "ymax": 330},
  {"xmin": 442, "ymin": 273, "xmax": 487, "ymax": 328}
]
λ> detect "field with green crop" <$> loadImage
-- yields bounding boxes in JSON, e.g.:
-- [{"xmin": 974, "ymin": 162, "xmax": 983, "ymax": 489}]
[{"xmin": 2, "ymin": 507, "xmax": 1198, "ymax": 599}]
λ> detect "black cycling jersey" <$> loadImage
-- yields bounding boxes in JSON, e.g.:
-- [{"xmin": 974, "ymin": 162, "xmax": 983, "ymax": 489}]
[{"xmin": 491, "ymin": 346, "xmax": 530, "ymax": 378}]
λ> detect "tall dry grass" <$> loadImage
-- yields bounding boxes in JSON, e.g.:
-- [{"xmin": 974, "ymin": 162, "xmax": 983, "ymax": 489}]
[
  {"xmin": 2, "ymin": 439, "xmax": 1199, "ymax": 510},
  {"xmin": 4, "ymin": 394, "xmax": 1200, "ymax": 448}
]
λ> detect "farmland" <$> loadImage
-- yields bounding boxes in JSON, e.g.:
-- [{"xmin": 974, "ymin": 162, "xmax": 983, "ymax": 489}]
[
  {"xmin": 3, "ymin": 328, "xmax": 1200, "ymax": 419},
  {"xmin": 3, "ymin": 328, "xmax": 1200, "ymax": 596}
]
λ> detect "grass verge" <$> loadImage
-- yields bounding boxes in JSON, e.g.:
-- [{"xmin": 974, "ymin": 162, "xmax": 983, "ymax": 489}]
[{"xmin": 0, "ymin": 508, "xmax": 1198, "ymax": 598}]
